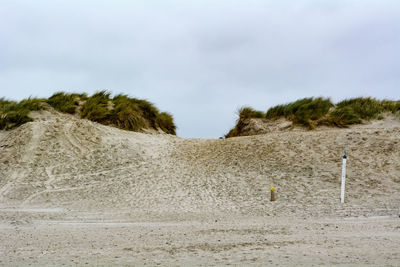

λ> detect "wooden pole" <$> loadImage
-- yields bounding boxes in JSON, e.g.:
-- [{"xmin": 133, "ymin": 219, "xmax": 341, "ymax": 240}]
[{"xmin": 270, "ymin": 186, "xmax": 276, "ymax": 201}]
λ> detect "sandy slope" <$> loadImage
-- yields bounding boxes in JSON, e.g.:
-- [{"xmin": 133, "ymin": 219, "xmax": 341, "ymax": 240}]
[
  {"xmin": 1, "ymin": 110, "xmax": 399, "ymax": 216},
  {"xmin": 0, "ymin": 110, "xmax": 399, "ymax": 265}
]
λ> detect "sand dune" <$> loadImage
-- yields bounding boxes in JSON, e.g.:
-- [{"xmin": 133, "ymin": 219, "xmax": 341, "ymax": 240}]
[
  {"xmin": 1, "ymin": 110, "xmax": 399, "ymax": 216},
  {"xmin": 0, "ymin": 110, "xmax": 399, "ymax": 265}
]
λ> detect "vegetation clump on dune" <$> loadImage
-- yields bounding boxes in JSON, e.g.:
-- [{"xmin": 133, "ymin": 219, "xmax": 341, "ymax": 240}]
[
  {"xmin": 0, "ymin": 91, "xmax": 176, "ymax": 135},
  {"xmin": 46, "ymin": 92, "xmax": 87, "ymax": 114},
  {"xmin": 226, "ymin": 97, "xmax": 400, "ymax": 138},
  {"xmin": 0, "ymin": 98, "xmax": 45, "ymax": 130}
]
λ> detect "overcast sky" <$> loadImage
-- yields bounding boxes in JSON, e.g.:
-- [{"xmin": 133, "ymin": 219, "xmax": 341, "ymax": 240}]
[{"xmin": 1, "ymin": 1, "xmax": 399, "ymax": 138}]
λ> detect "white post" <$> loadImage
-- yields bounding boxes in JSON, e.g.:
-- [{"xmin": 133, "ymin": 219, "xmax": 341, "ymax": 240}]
[{"xmin": 340, "ymin": 149, "xmax": 347, "ymax": 203}]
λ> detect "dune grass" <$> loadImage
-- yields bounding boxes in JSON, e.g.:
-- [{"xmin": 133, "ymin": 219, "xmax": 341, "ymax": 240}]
[
  {"xmin": 226, "ymin": 97, "xmax": 399, "ymax": 137},
  {"xmin": 325, "ymin": 106, "xmax": 362, "ymax": 127},
  {"xmin": 224, "ymin": 107, "xmax": 265, "ymax": 137},
  {"xmin": 79, "ymin": 92, "xmax": 177, "ymax": 134},
  {"xmin": 47, "ymin": 92, "xmax": 87, "ymax": 114},
  {"xmin": 265, "ymin": 97, "xmax": 333, "ymax": 121},
  {"xmin": 238, "ymin": 107, "xmax": 265, "ymax": 119},
  {"xmin": 110, "ymin": 95, "xmax": 176, "ymax": 134},
  {"xmin": 0, "ymin": 98, "xmax": 45, "ymax": 130},
  {"xmin": 156, "ymin": 112, "xmax": 176, "ymax": 135},
  {"xmin": 0, "ymin": 92, "xmax": 177, "ymax": 134},
  {"xmin": 80, "ymin": 91, "xmax": 112, "ymax": 123},
  {"xmin": 110, "ymin": 94, "xmax": 146, "ymax": 131}
]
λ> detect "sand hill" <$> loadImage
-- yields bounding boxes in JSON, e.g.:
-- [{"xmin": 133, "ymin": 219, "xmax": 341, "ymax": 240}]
[
  {"xmin": 0, "ymin": 110, "xmax": 399, "ymax": 265},
  {"xmin": 1, "ymin": 110, "xmax": 399, "ymax": 215}
]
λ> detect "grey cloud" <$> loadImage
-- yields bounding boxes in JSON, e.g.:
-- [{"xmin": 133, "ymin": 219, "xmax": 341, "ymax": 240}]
[{"xmin": 1, "ymin": 1, "xmax": 399, "ymax": 138}]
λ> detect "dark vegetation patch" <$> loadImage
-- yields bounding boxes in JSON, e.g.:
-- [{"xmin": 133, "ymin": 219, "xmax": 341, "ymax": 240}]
[
  {"xmin": 46, "ymin": 92, "xmax": 87, "ymax": 114},
  {"xmin": 80, "ymin": 91, "xmax": 111, "ymax": 123},
  {"xmin": 0, "ymin": 91, "xmax": 176, "ymax": 134},
  {"xmin": 225, "ymin": 107, "xmax": 265, "ymax": 138},
  {"xmin": 0, "ymin": 98, "xmax": 45, "ymax": 130},
  {"xmin": 226, "ymin": 97, "xmax": 400, "ymax": 138}
]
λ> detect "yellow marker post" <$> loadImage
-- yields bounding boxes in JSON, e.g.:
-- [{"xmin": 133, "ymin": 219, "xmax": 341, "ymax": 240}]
[{"xmin": 270, "ymin": 186, "xmax": 276, "ymax": 201}]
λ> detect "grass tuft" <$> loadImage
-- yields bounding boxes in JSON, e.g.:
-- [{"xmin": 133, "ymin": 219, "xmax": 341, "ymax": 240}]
[
  {"xmin": 0, "ymin": 91, "xmax": 177, "ymax": 134},
  {"xmin": 109, "ymin": 94, "xmax": 176, "ymax": 134},
  {"xmin": 325, "ymin": 106, "xmax": 362, "ymax": 127},
  {"xmin": 47, "ymin": 92, "xmax": 80, "ymax": 114},
  {"xmin": 80, "ymin": 91, "xmax": 111, "ymax": 123},
  {"xmin": 226, "ymin": 97, "xmax": 399, "ymax": 137},
  {"xmin": 156, "ymin": 112, "xmax": 176, "ymax": 135},
  {"xmin": 110, "ymin": 94, "xmax": 147, "ymax": 131},
  {"xmin": 0, "ymin": 98, "xmax": 45, "ymax": 130},
  {"xmin": 238, "ymin": 107, "xmax": 265, "ymax": 119},
  {"xmin": 336, "ymin": 97, "xmax": 382, "ymax": 120},
  {"xmin": 265, "ymin": 97, "xmax": 333, "ymax": 129},
  {"xmin": 225, "ymin": 107, "xmax": 265, "ymax": 138}
]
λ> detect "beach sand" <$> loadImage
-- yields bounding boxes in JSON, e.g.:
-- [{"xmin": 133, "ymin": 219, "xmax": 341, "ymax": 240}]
[{"xmin": 0, "ymin": 110, "xmax": 399, "ymax": 265}]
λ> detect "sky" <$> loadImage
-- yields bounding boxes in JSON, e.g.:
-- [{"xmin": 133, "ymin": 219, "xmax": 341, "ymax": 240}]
[{"xmin": 1, "ymin": 0, "xmax": 399, "ymax": 138}]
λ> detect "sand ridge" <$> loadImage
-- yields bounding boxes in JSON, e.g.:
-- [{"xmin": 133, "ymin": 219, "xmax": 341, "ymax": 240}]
[
  {"xmin": 0, "ymin": 110, "xmax": 399, "ymax": 265},
  {"xmin": 0, "ymin": 111, "xmax": 399, "ymax": 215}
]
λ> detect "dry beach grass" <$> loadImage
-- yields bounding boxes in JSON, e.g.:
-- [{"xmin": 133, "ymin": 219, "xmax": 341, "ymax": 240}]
[{"xmin": 0, "ymin": 109, "xmax": 399, "ymax": 265}]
